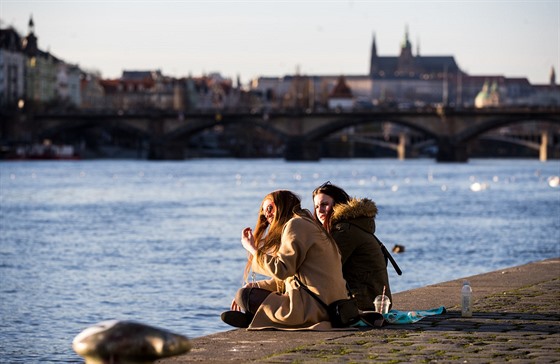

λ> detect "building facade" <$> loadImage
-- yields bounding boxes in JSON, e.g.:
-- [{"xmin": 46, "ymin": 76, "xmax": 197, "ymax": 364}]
[
  {"xmin": 2, "ymin": 19, "xmax": 558, "ymax": 114},
  {"xmin": 0, "ymin": 28, "xmax": 26, "ymax": 109},
  {"xmin": 0, "ymin": 16, "xmax": 84, "ymax": 112}
]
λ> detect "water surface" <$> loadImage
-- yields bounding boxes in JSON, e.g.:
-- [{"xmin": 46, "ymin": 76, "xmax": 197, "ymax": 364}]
[{"xmin": 1, "ymin": 158, "xmax": 559, "ymax": 363}]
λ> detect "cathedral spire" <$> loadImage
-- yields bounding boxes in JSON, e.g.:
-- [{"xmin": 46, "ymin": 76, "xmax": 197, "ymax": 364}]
[
  {"xmin": 23, "ymin": 14, "xmax": 38, "ymax": 57},
  {"xmin": 28, "ymin": 14, "xmax": 35, "ymax": 34},
  {"xmin": 398, "ymin": 25, "xmax": 414, "ymax": 73},
  {"xmin": 370, "ymin": 32, "xmax": 378, "ymax": 76},
  {"xmin": 371, "ymin": 32, "xmax": 377, "ymax": 58},
  {"xmin": 401, "ymin": 25, "xmax": 412, "ymax": 51}
]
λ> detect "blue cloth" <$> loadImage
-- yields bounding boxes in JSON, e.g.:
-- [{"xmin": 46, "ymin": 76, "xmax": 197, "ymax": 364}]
[
  {"xmin": 353, "ymin": 306, "xmax": 446, "ymax": 327},
  {"xmin": 384, "ymin": 306, "xmax": 446, "ymax": 324}
]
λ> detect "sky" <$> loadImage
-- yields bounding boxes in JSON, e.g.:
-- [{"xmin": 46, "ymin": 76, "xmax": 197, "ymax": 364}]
[{"xmin": 1, "ymin": 0, "xmax": 558, "ymax": 85}]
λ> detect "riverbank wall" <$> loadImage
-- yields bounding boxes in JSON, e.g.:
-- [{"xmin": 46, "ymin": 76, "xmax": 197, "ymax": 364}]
[{"xmin": 158, "ymin": 257, "xmax": 559, "ymax": 363}]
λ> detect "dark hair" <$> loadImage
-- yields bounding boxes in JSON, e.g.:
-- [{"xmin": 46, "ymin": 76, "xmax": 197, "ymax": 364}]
[
  {"xmin": 312, "ymin": 181, "xmax": 350, "ymax": 232},
  {"xmin": 312, "ymin": 181, "xmax": 350, "ymax": 205}
]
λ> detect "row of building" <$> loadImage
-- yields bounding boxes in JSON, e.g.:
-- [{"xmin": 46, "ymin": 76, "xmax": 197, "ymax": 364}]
[
  {"xmin": 252, "ymin": 28, "xmax": 558, "ymax": 110},
  {"xmin": 1, "ymin": 17, "xmax": 558, "ymax": 114}
]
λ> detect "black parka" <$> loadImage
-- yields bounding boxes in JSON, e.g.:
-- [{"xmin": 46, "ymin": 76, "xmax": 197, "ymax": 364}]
[{"xmin": 330, "ymin": 198, "xmax": 392, "ymax": 311}]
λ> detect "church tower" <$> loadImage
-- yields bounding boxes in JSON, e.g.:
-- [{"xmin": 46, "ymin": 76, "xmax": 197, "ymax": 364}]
[
  {"xmin": 369, "ymin": 32, "xmax": 378, "ymax": 76},
  {"xmin": 22, "ymin": 15, "xmax": 38, "ymax": 57},
  {"xmin": 397, "ymin": 25, "xmax": 415, "ymax": 75},
  {"xmin": 550, "ymin": 66, "xmax": 556, "ymax": 86}
]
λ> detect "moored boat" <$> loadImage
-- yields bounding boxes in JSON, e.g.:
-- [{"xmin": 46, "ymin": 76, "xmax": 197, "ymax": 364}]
[{"xmin": 2, "ymin": 140, "xmax": 80, "ymax": 160}]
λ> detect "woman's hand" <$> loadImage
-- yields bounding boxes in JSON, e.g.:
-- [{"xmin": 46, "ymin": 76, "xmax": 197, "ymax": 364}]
[
  {"xmin": 230, "ymin": 281, "xmax": 258, "ymax": 311},
  {"xmin": 230, "ymin": 299, "xmax": 241, "ymax": 311},
  {"xmin": 241, "ymin": 227, "xmax": 257, "ymax": 256},
  {"xmin": 244, "ymin": 281, "xmax": 258, "ymax": 288}
]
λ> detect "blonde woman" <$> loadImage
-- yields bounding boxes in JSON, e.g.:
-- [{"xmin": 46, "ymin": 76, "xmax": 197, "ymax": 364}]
[{"xmin": 221, "ymin": 190, "xmax": 351, "ymax": 330}]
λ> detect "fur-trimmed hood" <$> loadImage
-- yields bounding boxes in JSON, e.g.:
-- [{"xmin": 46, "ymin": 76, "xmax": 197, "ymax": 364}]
[{"xmin": 331, "ymin": 198, "xmax": 378, "ymax": 225}]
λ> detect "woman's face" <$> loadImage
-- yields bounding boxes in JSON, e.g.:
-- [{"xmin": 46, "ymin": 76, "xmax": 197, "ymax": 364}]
[
  {"xmin": 262, "ymin": 198, "xmax": 276, "ymax": 224},
  {"xmin": 313, "ymin": 193, "xmax": 334, "ymax": 225}
]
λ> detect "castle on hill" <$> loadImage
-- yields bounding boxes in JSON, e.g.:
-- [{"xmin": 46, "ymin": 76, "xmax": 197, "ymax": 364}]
[{"xmin": 251, "ymin": 27, "xmax": 557, "ymax": 110}]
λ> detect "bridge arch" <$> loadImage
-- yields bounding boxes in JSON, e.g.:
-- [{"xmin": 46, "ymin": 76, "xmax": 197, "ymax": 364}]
[
  {"xmin": 28, "ymin": 116, "xmax": 153, "ymax": 158},
  {"xmin": 162, "ymin": 116, "xmax": 290, "ymax": 143},
  {"xmin": 304, "ymin": 116, "xmax": 438, "ymax": 141},
  {"xmin": 37, "ymin": 118, "xmax": 152, "ymax": 140},
  {"xmin": 456, "ymin": 115, "xmax": 560, "ymax": 142},
  {"xmin": 283, "ymin": 116, "xmax": 439, "ymax": 160},
  {"xmin": 149, "ymin": 115, "xmax": 292, "ymax": 159}
]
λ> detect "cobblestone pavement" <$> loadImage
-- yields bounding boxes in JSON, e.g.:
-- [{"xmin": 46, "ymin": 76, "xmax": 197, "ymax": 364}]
[
  {"xmin": 258, "ymin": 278, "xmax": 559, "ymax": 363},
  {"xmin": 159, "ymin": 258, "xmax": 559, "ymax": 363}
]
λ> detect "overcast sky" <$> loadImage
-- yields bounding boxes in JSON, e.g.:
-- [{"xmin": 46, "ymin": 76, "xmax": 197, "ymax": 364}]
[{"xmin": 1, "ymin": 0, "xmax": 558, "ymax": 85}]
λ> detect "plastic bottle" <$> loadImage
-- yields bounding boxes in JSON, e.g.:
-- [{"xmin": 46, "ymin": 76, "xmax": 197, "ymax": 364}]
[{"xmin": 461, "ymin": 281, "xmax": 473, "ymax": 317}]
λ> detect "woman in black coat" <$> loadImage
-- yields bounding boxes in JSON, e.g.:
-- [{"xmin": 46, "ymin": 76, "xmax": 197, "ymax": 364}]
[{"xmin": 312, "ymin": 182, "xmax": 392, "ymax": 311}]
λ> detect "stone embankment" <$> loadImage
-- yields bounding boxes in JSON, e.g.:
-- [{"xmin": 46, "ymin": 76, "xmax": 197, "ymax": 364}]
[{"xmin": 158, "ymin": 258, "xmax": 559, "ymax": 363}]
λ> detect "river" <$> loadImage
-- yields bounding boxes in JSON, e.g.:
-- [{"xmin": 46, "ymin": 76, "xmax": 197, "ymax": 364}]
[{"xmin": 1, "ymin": 158, "xmax": 559, "ymax": 363}]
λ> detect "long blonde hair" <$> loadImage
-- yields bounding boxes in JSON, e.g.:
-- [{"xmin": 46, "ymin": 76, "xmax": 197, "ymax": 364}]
[{"xmin": 243, "ymin": 190, "xmax": 305, "ymax": 282}]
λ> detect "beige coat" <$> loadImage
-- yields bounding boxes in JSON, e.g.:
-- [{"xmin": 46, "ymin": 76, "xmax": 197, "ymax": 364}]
[{"xmin": 248, "ymin": 214, "xmax": 350, "ymax": 330}]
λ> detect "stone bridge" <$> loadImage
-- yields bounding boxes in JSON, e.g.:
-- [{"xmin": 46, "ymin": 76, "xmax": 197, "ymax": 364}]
[{"xmin": 3, "ymin": 107, "xmax": 559, "ymax": 161}]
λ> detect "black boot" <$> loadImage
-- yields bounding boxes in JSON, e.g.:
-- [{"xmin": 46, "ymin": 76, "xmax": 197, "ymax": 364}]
[
  {"xmin": 360, "ymin": 311, "xmax": 386, "ymax": 327},
  {"xmin": 221, "ymin": 311, "xmax": 252, "ymax": 328}
]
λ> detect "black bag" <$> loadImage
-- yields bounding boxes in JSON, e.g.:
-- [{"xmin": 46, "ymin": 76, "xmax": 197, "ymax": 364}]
[
  {"xmin": 327, "ymin": 298, "xmax": 361, "ymax": 328},
  {"xmin": 294, "ymin": 276, "xmax": 360, "ymax": 328}
]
